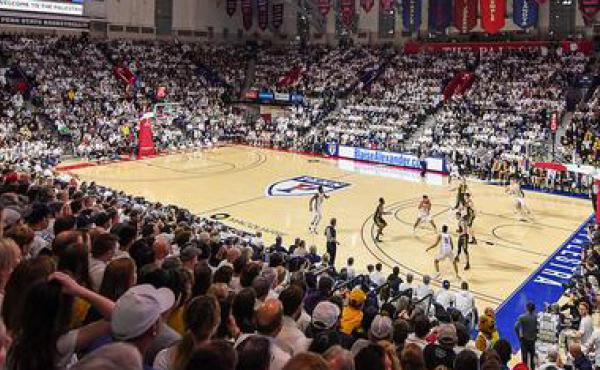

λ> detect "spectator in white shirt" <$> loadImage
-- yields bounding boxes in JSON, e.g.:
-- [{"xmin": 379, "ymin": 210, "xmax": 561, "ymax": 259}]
[
  {"xmin": 276, "ymin": 285, "xmax": 311, "ymax": 355},
  {"xmin": 577, "ymin": 302, "xmax": 594, "ymax": 344},
  {"xmin": 455, "ymin": 282, "xmax": 476, "ymax": 329},
  {"xmin": 345, "ymin": 257, "xmax": 356, "ymax": 280},
  {"xmin": 415, "ymin": 275, "xmax": 434, "ymax": 301},
  {"xmin": 89, "ymin": 233, "xmax": 118, "ymax": 292},
  {"xmin": 435, "ymin": 280, "xmax": 456, "ymax": 310},
  {"xmin": 370, "ymin": 263, "xmax": 386, "ymax": 287}
]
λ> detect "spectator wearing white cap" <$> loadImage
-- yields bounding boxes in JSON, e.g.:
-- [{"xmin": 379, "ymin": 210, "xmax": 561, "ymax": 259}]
[
  {"xmin": 112, "ymin": 284, "xmax": 175, "ymax": 370},
  {"xmin": 350, "ymin": 314, "xmax": 393, "ymax": 357}
]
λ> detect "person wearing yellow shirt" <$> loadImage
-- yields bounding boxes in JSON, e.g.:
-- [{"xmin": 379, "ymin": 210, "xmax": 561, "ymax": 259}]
[{"xmin": 340, "ymin": 287, "xmax": 367, "ymax": 335}]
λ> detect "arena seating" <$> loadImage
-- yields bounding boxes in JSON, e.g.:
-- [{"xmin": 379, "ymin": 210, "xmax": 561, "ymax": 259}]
[{"xmin": 1, "ymin": 34, "xmax": 599, "ymax": 370}]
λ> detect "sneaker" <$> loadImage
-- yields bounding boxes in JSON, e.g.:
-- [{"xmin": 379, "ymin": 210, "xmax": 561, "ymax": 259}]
[
  {"xmin": 464, "ymin": 263, "xmax": 470, "ymax": 270},
  {"xmin": 470, "ymin": 238, "xmax": 477, "ymax": 244}
]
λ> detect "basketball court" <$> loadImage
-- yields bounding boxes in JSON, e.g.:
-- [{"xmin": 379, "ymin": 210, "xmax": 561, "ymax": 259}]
[{"xmin": 67, "ymin": 145, "xmax": 591, "ymax": 312}]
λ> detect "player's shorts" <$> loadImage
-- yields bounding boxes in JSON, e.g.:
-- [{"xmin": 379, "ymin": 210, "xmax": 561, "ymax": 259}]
[
  {"xmin": 515, "ymin": 198, "xmax": 525, "ymax": 208},
  {"xmin": 417, "ymin": 209, "xmax": 431, "ymax": 222},
  {"xmin": 374, "ymin": 216, "xmax": 387, "ymax": 228},
  {"xmin": 466, "ymin": 215, "xmax": 475, "ymax": 227},
  {"xmin": 436, "ymin": 246, "xmax": 456, "ymax": 261}
]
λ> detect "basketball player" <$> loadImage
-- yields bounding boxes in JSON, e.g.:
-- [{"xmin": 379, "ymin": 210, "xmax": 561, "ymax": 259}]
[
  {"xmin": 506, "ymin": 178, "xmax": 531, "ymax": 221},
  {"xmin": 449, "ymin": 161, "xmax": 461, "ymax": 185},
  {"xmin": 374, "ymin": 197, "xmax": 390, "ymax": 242},
  {"xmin": 455, "ymin": 213, "xmax": 471, "ymax": 270},
  {"xmin": 413, "ymin": 195, "xmax": 437, "ymax": 232},
  {"xmin": 464, "ymin": 193, "xmax": 477, "ymax": 244},
  {"xmin": 426, "ymin": 225, "xmax": 460, "ymax": 280},
  {"xmin": 309, "ymin": 186, "xmax": 329, "ymax": 234},
  {"xmin": 453, "ymin": 177, "xmax": 469, "ymax": 210}
]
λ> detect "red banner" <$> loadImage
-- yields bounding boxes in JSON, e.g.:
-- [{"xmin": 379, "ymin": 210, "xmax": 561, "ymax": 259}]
[
  {"xmin": 480, "ymin": 0, "xmax": 505, "ymax": 33},
  {"xmin": 580, "ymin": 0, "xmax": 600, "ymax": 22},
  {"xmin": 226, "ymin": 0, "xmax": 237, "ymax": 16},
  {"xmin": 272, "ymin": 2, "xmax": 284, "ymax": 28},
  {"xmin": 138, "ymin": 113, "xmax": 156, "ymax": 159},
  {"xmin": 380, "ymin": 0, "xmax": 394, "ymax": 10},
  {"xmin": 242, "ymin": 0, "xmax": 253, "ymax": 30},
  {"xmin": 340, "ymin": 0, "xmax": 355, "ymax": 26},
  {"xmin": 404, "ymin": 40, "xmax": 594, "ymax": 55},
  {"xmin": 361, "ymin": 0, "xmax": 374, "ymax": 12},
  {"xmin": 318, "ymin": 0, "xmax": 331, "ymax": 15},
  {"xmin": 453, "ymin": 0, "xmax": 478, "ymax": 32}
]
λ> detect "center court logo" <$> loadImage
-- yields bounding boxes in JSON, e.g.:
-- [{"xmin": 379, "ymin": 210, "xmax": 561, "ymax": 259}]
[{"xmin": 266, "ymin": 176, "xmax": 350, "ymax": 197}]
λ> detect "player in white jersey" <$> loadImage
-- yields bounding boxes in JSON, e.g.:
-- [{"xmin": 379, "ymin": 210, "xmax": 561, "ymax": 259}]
[
  {"xmin": 506, "ymin": 178, "xmax": 531, "ymax": 221},
  {"xmin": 413, "ymin": 195, "xmax": 437, "ymax": 232},
  {"xmin": 426, "ymin": 225, "xmax": 460, "ymax": 280},
  {"xmin": 449, "ymin": 162, "xmax": 461, "ymax": 185},
  {"xmin": 309, "ymin": 186, "xmax": 329, "ymax": 234}
]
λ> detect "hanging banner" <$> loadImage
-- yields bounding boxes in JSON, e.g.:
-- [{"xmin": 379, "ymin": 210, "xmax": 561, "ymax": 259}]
[
  {"xmin": 258, "ymin": 0, "xmax": 269, "ymax": 30},
  {"xmin": 340, "ymin": 0, "xmax": 355, "ymax": 26},
  {"xmin": 272, "ymin": 2, "xmax": 284, "ymax": 28},
  {"xmin": 428, "ymin": 0, "xmax": 451, "ymax": 31},
  {"xmin": 380, "ymin": 0, "xmax": 394, "ymax": 10},
  {"xmin": 227, "ymin": 0, "xmax": 237, "ymax": 16},
  {"xmin": 402, "ymin": 0, "xmax": 422, "ymax": 32},
  {"xmin": 480, "ymin": 0, "xmax": 505, "ymax": 33},
  {"xmin": 580, "ymin": 0, "xmax": 600, "ymax": 22},
  {"xmin": 361, "ymin": 0, "xmax": 375, "ymax": 12},
  {"xmin": 453, "ymin": 0, "xmax": 477, "ymax": 32},
  {"xmin": 319, "ymin": 0, "xmax": 331, "ymax": 15},
  {"xmin": 242, "ymin": 0, "xmax": 253, "ymax": 30},
  {"xmin": 513, "ymin": 0, "xmax": 538, "ymax": 28}
]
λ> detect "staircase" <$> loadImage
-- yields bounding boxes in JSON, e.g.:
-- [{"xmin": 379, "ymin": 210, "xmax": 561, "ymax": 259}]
[
  {"xmin": 406, "ymin": 105, "xmax": 443, "ymax": 149},
  {"xmin": 241, "ymin": 57, "xmax": 256, "ymax": 96}
]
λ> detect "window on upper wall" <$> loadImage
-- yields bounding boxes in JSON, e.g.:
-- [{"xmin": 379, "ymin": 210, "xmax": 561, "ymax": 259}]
[
  {"xmin": 141, "ymin": 27, "xmax": 155, "ymax": 34},
  {"xmin": 109, "ymin": 25, "xmax": 124, "ymax": 32}
]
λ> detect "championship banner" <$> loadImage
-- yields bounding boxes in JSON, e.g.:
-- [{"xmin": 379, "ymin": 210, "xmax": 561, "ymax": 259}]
[
  {"xmin": 319, "ymin": 0, "xmax": 331, "ymax": 15},
  {"xmin": 402, "ymin": 0, "xmax": 422, "ymax": 32},
  {"xmin": 428, "ymin": 0, "xmax": 451, "ymax": 32},
  {"xmin": 227, "ymin": 0, "xmax": 237, "ymax": 16},
  {"xmin": 453, "ymin": 0, "xmax": 478, "ymax": 32},
  {"xmin": 580, "ymin": 0, "xmax": 600, "ymax": 22},
  {"xmin": 380, "ymin": 0, "xmax": 394, "ymax": 11},
  {"xmin": 272, "ymin": 1, "xmax": 284, "ymax": 28},
  {"xmin": 340, "ymin": 0, "xmax": 355, "ymax": 26},
  {"xmin": 513, "ymin": 0, "xmax": 538, "ymax": 28},
  {"xmin": 361, "ymin": 0, "xmax": 374, "ymax": 12},
  {"xmin": 242, "ymin": 0, "xmax": 253, "ymax": 30},
  {"xmin": 258, "ymin": 0, "xmax": 269, "ymax": 30},
  {"xmin": 480, "ymin": 0, "xmax": 505, "ymax": 34}
]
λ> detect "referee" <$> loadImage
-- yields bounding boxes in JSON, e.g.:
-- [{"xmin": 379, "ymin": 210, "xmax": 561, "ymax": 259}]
[{"xmin": 325, "ymin": 218, "xmax": 338, "ymax": 267}]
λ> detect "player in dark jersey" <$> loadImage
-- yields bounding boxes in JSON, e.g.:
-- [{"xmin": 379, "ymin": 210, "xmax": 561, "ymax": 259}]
[
  {"xmin": 454, "ymin": 177, "xmax": 468, "ymax": 210},
  {"xmin": 464, "ymin": 193, "xmax": 477, "ymax": 244},
  {"xmin": 455, "ymin": 212, "xmax": 471, "ymax": 270},
  {"xmin": 374, "ymin": 198, "xmax": 390, "ymax": 242}
]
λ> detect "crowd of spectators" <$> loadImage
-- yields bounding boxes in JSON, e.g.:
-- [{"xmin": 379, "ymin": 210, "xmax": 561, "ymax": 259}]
[
  {"xmin": 0, "ymin": 161, "xmax": 539, "ymax": 370},
  {"xmin": 1, "ymin": 33, "xmax": 600, "ymax": 370}
]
